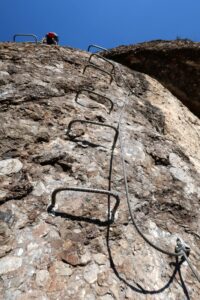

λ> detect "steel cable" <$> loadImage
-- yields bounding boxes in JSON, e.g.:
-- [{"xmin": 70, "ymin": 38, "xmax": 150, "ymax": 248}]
[
  {"xmin": 113, "ymin": 61, "xmax": 200, "ymax": 278},
  {"xmin": 90, "ymin": 51, "xmax": 200, "ymax": 280},
  {"xmin": 181, "ymin": 251, "xmax": 200, "ymax": 282},
  {"xmin": 49, "ymin": 44, "xmax": 200, "ymax": 282},
  {"xmin": 87, "ymin": 46, "xmax": 200, "ymax": 281},
  {"xmin": 48, "ymin": 186, "xmax": 120, "ymax": 222},
  {"xmin": 110, "ymin": 61, "xmax": 186, "ymax": 257}
]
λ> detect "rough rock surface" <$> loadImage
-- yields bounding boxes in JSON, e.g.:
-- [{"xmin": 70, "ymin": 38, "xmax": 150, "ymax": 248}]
[
  {"xmin": 103, "ymin": 40, "xmax": 200, "ymax": 118},
  {"xmin": 0, "ymin": 42, "xmax": 200, "ymax": 299}
]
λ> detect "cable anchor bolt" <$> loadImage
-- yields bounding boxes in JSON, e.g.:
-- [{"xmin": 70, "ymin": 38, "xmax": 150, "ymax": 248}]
[{"xmin": 175, "ymin": 238, "xmax": 190, "ymax": 261}]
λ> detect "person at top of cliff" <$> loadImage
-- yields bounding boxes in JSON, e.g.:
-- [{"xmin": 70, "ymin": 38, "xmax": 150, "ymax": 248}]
[{"xmin": 42, "ymin": 32, "xmax": 59, "ymax": 45}]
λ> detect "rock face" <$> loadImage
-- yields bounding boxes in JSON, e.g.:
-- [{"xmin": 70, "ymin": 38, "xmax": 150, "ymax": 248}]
[
  {"xmin": 103, "ymin": 40, "xmax": 200, "ymax": 118},
  {"xmin": 0, "ymin": 42, "xmax": 200, "ymax": 300}
]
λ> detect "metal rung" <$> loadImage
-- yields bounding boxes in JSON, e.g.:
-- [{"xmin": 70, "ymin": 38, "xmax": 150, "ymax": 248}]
[
  {"xmin": 75, "ymin": 89, "xmax": 114, "ymax": 114},
  {"xmin": 13, "ymin": 34, "xmax": 38, "ymax": 43},
  {"xmin": 83, "ymin": 64, "xmax": 113, "ymax": 84},
  {"xmin": 66, "ymin": 119, "xmax": 118, "ymax": 147},
  {"xmin": 88, "ymin": 45, "xmax": 108, "ymax": 52},
  {"xmin": 47, "ymin": 187, "xmax": 120, "ymax": 222},
  {"xmin": 88, "ymin": 53, "xmax": 115, "ymax": 74}
]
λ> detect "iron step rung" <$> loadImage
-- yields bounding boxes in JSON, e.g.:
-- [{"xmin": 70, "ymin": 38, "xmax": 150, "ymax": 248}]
[
  {"xmin": 13, "ymin": 34, "xmax": 38, "ymax": 43},
  {"xmin": 75, "ymin": 89, "xmax": 114, "ymax": 114}
]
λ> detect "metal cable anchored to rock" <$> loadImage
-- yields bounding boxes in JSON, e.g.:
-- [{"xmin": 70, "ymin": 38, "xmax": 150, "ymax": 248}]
[
  {"xmin": 112, "ymin": 53, "xmax": 200, "ymax": 282},
  {"xmin": 48, "ymin": 43, "xmax": 200, "ymax": 283},
  {"xmin": 91, "ymin": 45, "xmax": 200, "ymax": 281}
]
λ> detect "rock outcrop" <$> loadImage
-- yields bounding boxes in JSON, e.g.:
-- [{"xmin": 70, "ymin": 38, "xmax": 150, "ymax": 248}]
[
  {"xmin": 103, "ymin": 40, "xmax": 200, "ymax": 118},
  {"xmin": 0, "ymin": 42, "xmax": 200, "ymax": 300}
]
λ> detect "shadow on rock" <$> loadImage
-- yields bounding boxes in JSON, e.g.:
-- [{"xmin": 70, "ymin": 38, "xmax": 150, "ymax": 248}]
[{"xmin": 106, "ymin": 221, "xmax": 190, "ymax": 299}]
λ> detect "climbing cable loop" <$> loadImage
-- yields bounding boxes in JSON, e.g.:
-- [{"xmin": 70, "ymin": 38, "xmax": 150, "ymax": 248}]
[
  {"xmin": 13, "ymin": 34, "xmax": 38, "ymax": 43},
  {"xmin": 118, "ymin": 123, "xmax": 182, "ymax": 257},
  {"xmin": 86, "ymin": 46, "xmax": 200, "ymax": 280},
  {"xmin": 111, "ymin": 53, "xmax": 200, "ymax": 275},
  {"xmin": 112, "ymin": 58, "xmax": 200, "ymax": 280},
  {"xmin": 113, "ymin": 61, "xmax": 192, "ymax": 256},
  {"xmin": 75, "ymin": 89, "xmax": 114, "ymax": 114}
]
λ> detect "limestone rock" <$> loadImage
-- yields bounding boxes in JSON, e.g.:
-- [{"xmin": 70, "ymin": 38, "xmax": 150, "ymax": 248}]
[
  {"xmin": 35, "ymin": 270, "xmax": 50, "ymax": 288},
  {"xmin": 93, "ymin": 253, "xmax": 107, "ymax": 265},
  {"xmin": 84, "ymin": 263, "xmax": 99, "ymax": 283},
  {"xmin": 60, "ymin": 250, "xmax": 80, "ymax": 266},
  {"xmin": 49, "ymin": 261, "xmax": 73, "ymax": 276},
  {"xmin": 0, "ymin": 256, "xmax": 22, "ymax": 275},
  {"xmin": 0, "ymin": 158, "xmax": 23, "ymax": 175},
  {"xmin": 0, "ymin": 42, "xmax": 199, "ymax": 299},
  {"xmin": 0, "ymin": 221, "xmax": 13, "ymax": 258}
]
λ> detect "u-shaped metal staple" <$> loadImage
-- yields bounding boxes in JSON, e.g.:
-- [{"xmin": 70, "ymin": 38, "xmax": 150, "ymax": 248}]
[
  {"xmin": 66, "ymin": 119, "xmax": 118, "ymax": 149},
  {"xmin": 13, "ymin": 34, "xmax": 38, "ymax": 43},
  {"xmin": 87, "ymin": 44, "xmax": 108, "ymax": 52},
  {"xmin": 47, "ymin": 186, "xmax": 120, "ymax": 222},
  {"xmin": 88, "ymin": 53, "xmax": 115, "ymax": 74},
  {"xmin": 83, "ymin": 64, "xmax": 114, "ymax": 84},
  {"xmin": 75, "ymin": 89, "xmax": 114, "ymax": 114}
]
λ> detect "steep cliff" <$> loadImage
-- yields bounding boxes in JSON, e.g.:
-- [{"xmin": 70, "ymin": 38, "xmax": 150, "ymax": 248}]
[
  {"xmin": 103, "ymin": 40, "xmax": 200, "ymax": 118},
  {"xmin": 0, "ymin": 43, "xmax": 200, "ymax": 300}
]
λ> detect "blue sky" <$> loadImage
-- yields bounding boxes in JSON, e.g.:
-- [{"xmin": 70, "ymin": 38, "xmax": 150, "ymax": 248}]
[{"xmin": 1, "ymin": 0, "xmax": 200, "ymax": 50}]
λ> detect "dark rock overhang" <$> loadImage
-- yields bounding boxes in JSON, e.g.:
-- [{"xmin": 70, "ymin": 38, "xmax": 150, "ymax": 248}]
[{"xmin": 103, "ymin": 40, "xmax": 200, "ymax": 118}]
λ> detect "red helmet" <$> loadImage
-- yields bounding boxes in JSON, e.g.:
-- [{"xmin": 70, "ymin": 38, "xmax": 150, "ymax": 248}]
[
  {"xmin": 46, "ymin": 32, "xmax": 59, "ymax": 44},
  {"xmin": 47, "ymin": 32, "xmax": 56, "ymax": 38}
]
